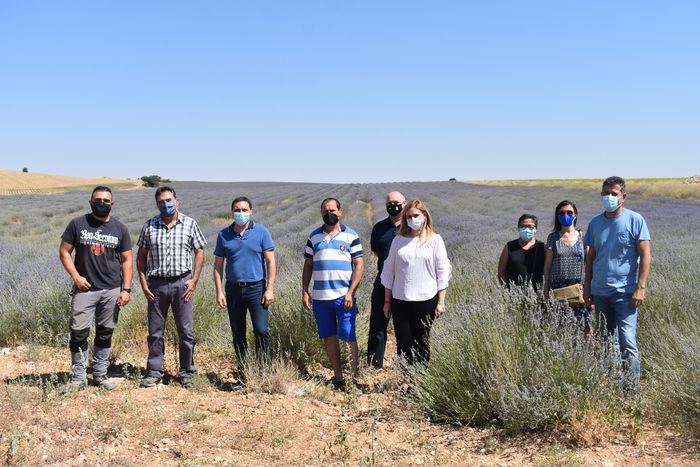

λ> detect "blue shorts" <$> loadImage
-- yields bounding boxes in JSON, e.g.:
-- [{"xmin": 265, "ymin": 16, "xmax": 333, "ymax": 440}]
[{"xmin": 312, "ymin": 296, "xmax": 357, "ymax": 341}]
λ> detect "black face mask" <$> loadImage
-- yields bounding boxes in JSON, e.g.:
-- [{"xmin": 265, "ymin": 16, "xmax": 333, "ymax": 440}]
[
  {"xmin": 386, "ymin": 203, "xmax": 403, "ymax": 217},
  {"xmin": 91, "ymin": 201, "xmax": 112, "ymax": 218},
  {"xmin": 323, "ymin": 212, "xmax": 339, "ymax": 226}
]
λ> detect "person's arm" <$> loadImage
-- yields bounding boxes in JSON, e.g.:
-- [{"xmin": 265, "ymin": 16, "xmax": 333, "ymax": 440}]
[
  {"xmin": 343, "ymin": 257, "xmax": 365, "ymax": 310},
  {"xmin": 632, "ymin": 240, "xmax": 651, "ymax": 309},
  {"xmin": 183, "ymin": 247, "xmax": 205, "ymax": 302},
  {"xmin": 542, "ymin": 248, "xmax": 553, "ymax": 299},
  {"xmin": 213, "ymin": 255, "xmax": 226, "ymax": 309},
  {"xmin": 497, "ymin": 244, "xmax": 509, "ymax": 288},
  {"xmin": 262, "ymin": 250, "xmax": 276, "ymax": 308},
  {"xmin": 117, "ymin": 250, "xmax": 133, "ymax": 306},
  {"xmin": 302, "ymin": 258, "xmax": 313, "ymax": 310},
  {"xmin": 434, "ymin": 236, "xmax": 451, "ymax": 317},
  {"xmin": 380, "ymin": 238, "xmax": 398, "ymax": 318},
  {"xmin": 583, "ymin": 246, "xmax": 596, "ymax": 307},
  {"xmin": 59, "ymin": 241, "xmax": 91, "ymax": 291},
  {"xmin": 137, "ymin": 246, "xmax": 155, "ymax": 301}
]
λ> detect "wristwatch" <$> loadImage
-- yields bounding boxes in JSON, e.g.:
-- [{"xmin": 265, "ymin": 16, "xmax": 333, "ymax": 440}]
[{"xmin": 122, "ymin": 288, "xmax": 132, "ymax": 293}]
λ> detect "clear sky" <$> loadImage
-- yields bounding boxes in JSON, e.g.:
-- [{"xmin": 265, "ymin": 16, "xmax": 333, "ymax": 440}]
[{"xmin": 1, "ymin": 1, "xmax": 698, "ymax": 183}]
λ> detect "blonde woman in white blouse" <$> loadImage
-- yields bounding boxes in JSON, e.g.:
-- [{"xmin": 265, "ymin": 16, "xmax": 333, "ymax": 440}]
[{"xmin": 380, "ymin": 199, "xmax": 452, "ymax": 365}]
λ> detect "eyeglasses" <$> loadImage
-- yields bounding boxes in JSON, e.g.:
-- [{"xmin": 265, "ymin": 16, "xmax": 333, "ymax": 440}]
[
  {"xmin": 93, "ymin": 199, "xmax": 112, "ymax": 205},
  {"xmin": 558, "ymin": 210, "xmax": 574, "ymax": 216}
]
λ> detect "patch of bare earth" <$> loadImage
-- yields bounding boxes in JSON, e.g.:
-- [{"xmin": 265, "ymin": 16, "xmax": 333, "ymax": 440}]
[
  {"xmin": 0, "ymin": 346, "xmax": 697, "ymax": 465},
  {"xmin": 0, "ymin": 170, "xmax": 142, "ymax": 195}
]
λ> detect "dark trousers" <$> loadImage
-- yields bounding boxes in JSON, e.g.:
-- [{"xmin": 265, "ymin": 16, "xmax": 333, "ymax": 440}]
[
  {"xmin": 367, "ymin": 281, "xmax": 390, "ymax": 368},
  {"xmin": 392, "ymin": 295, "xmax": 438, "ymax": 366},
  {"xmin": 225, "ymin": 280, "xmax": 269, "ymax": 365},
  {"xmin": 146, "ymin": 275, "xmax": 195, "ymax": 378}
]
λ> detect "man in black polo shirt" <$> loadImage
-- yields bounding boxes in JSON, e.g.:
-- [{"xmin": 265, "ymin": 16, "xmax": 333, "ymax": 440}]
[
  {"xmin": 367, "ymin": 191, "xmax": 406, "ymax": 368},
  {"xmin": 58, "ymin": 186, "xmax": 133, "ymax": 393}
]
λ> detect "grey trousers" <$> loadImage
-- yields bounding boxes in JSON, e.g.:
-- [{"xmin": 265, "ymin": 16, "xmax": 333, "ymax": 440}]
[
  {"xmin": 146, "ymin": 275, "xmax": 196, "ymax": 378},
  {"xmin": 69, "ymin": 287, "xmax": 120, "ymax": 379}
]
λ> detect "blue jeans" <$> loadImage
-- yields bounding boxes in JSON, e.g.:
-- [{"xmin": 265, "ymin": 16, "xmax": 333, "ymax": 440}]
[
  {"xmin": 593, "ymin": 292, "xmax": 640, "ymax": 391},
  {"xmin": 225, "ymin": 281, "xmax": 269, "ymax": 365}
]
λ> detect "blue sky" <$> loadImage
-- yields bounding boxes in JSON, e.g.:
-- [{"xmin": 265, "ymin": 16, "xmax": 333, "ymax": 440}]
[{"xmin": 1, "ymin": 1, "xmax": 698, "ymax": 183}]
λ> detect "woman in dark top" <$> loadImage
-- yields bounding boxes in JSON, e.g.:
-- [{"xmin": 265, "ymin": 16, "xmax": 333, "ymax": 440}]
[
  {"xmin": 543, "ymin": 200, "xmax": 591, "ymax": 332},
  {"xmin": 498, "ymin": 213, "xmax": 545, "ymax": 291}
]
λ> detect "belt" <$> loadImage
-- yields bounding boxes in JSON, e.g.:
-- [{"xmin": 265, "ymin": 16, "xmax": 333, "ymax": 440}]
[
  {"xmin": 229, "ymin": 279, "xmax": 263, "ymax": 287},
  {"xmin": 150, "ymin": 271, "xmax": 191, "ymax": 280}
]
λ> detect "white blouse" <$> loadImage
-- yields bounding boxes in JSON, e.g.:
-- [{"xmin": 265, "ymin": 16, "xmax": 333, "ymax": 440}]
[{"xmin": 380, "ymin": 233, "xmax": 452, "ymax": 301}]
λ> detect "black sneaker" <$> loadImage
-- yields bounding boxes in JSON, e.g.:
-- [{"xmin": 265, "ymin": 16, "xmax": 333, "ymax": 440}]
[
  {"xmin": 92, "ymin": 376, "xmax": 117, "ymax": 391},
  {"xmin": 140, "ymin": 376, "xmax": 162, "ymax": 388},
  {"xmin": 179, "ymin": 376, "xmax": 193, "ymax": 389},
  {"xmin": 330, "ymin": 377, "xmax": 345, "ymax": 390}
]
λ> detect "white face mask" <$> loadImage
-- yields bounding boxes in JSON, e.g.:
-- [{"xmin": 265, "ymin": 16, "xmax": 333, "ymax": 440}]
[{"xmin": 407, "ymin": 215, "xmax": 425, "ymax": 231}]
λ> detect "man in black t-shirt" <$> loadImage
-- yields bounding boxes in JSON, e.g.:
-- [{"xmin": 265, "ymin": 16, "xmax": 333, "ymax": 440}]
[
  {"xmin": 58, "ymin": 186, "xmax": 133, "ymax": 393},
  {"xmin": 367, "ymin": 191, "xmax": 406, "ymax": 368}
]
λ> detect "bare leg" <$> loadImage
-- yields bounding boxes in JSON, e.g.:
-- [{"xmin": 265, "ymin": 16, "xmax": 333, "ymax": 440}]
[
  {"xmin": 324, "ymin": 336, "xmax": 343, "ymax": 381},
  {"xmin": 347, "ymin": 341, "xmax": 359, "ymax": 380}
]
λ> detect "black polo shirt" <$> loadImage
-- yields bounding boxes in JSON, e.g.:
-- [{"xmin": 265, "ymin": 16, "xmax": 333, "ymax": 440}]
[{"xmin": 370, "ymin": 216, "xmax": 400, "ymax": 282}]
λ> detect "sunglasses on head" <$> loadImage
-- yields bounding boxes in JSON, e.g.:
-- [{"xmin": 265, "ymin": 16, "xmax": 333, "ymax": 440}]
[{"xmin": 558, "ymin": 210, "xmax": 574, "ymax": 216}]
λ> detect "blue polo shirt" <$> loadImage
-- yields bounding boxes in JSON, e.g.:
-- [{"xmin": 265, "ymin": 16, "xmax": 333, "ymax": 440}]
[{"xmin": 214, "ymin": 221, "xmax": 275, "ymax": 283}]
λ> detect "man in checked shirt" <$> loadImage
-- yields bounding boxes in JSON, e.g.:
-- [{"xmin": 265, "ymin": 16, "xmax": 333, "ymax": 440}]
[{"xmin": 136, "ymin": 186, "xmax": 207, "ymax": 388}]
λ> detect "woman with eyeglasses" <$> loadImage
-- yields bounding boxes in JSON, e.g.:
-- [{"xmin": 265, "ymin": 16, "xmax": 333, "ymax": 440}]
[
  {"xmin": 543, "ymin": 200, "xmax": 591, "ymax": 332},
  {"xmin": 497, "ymin": 213, "xmax": 545, "ymax": 292}
]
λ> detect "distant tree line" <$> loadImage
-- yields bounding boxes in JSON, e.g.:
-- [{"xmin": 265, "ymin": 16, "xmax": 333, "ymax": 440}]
[{"xmin": 140, "ymin": 175, "xmax": 172, "ymax": 187}]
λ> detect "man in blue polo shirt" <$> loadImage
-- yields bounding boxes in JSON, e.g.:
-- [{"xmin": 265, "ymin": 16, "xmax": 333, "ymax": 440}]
[
  {"xmin": 302, "ymin": 198, "xmax": 364, "ymax": 387},
  {"xmin": 214, "ymin": 196, "xmax": 276, "ymax": 366},
  {"xmin": 583, "ymin": 176, "xmax": 651, "ymax": 393}
]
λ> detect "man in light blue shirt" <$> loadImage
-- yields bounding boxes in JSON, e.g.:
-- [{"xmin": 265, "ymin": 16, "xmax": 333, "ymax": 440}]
[
  {"xmin": 583, "ymin": 176, "xmax": 651, "ymax": 392},
  {"xmin": 213, "ymin": 196, "xmax": 276, "ymax": 366}
]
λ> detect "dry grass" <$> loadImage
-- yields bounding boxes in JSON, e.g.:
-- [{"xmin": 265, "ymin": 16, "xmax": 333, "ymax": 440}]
[
  {"xmin": 468, "ymin": 177, "xmax": 700, "ymax": 200},
  {"xmin": 0, "ymin": 169, "xmax": 142, "ymax": 195}
]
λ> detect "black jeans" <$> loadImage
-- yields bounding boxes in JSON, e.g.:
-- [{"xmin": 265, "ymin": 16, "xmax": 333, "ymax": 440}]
[
  {"xmin": 392, "ymin": 294, "xmax": 438, "ymax": 366},
  {"xmin": 366, "ymin": 281, "xmax": 390, "ymax": 368}
]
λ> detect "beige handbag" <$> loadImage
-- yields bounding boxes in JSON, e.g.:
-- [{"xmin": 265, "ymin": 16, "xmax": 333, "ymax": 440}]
[{"xmin": 552, "ymin": 283, "xmax": 585, "ymax": 306}]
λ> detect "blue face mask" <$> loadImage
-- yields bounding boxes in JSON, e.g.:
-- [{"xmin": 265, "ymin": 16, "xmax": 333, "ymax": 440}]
[
  {"xmin": 601, "ymin": 195, "xmax": 620, "ymax": 213},
  {"xmin": 159, "ymin": 201, "xmax": 177, "ymax": 217},
  {"xmin": 518, "ymin": 227, "xmax": 535, "ymax": 241},
  {"xmin": 558, "ymin": 213, "xmax": 576, "ymax": 227},
  {"xmin": 233, "ymin": 212, "xmax": 251, "ymax": 226}
]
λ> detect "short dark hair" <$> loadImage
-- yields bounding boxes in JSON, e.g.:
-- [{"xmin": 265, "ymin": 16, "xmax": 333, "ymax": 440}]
[
  {"xmin": 602, "ymin": 176, "xmax": 626, "ymax": 194},
  {"xmin": 154, "ymin": 186, "xmax": 176, "ymax": 200},
  {"xmin": 231, "ymin": 196, "xmax": 252, "ymax": 210},
  {"xmin": 518, "ymin": 213, "xmax": 538, "ymax": 228},
  {"xmin": 321, "ymin": 197, "xmax": 341, "ymax": 210},
  {"xmin": 91, "ymin": 186, "xmax": 112, "ymax": 198}
]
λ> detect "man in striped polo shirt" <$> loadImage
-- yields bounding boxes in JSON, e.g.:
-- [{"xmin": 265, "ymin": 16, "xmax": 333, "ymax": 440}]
[{"xmin": 302, "ymin": 198, "xmax": 364, "ymax": 387}]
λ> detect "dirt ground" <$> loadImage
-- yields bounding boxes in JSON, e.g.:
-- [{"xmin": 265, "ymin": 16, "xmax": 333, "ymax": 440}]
[
  {"xmin": 0, "ymin": 170, "xmax": 141, "ymax": 195},
  {"xmin": 0, "ymin": 345, "xmax": 697, "ymax": 466}
]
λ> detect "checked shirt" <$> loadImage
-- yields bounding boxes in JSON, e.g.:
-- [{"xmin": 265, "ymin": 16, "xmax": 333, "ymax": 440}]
[{"xmin": 137, "ymin": 212, "xmax": 207, "ymax": 278}]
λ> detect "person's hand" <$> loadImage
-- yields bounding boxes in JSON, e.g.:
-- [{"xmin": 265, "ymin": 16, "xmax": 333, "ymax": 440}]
[
  {"xmin": 435, "ymin": 302, "xmax": 446, "ymax": 318},
  {"xmin": 73, "ymin": 275, "xmax": 91, "ymax": 291},
  {"xmin": 262, "ymin": 288, "xmax": 275, "ymax": 309},
  {"xmin": 583, "ymin": 287, "xmax": 593, "ymax": 308},
  {"xmin": 543, "ymin": 287, "xmax": 550, "ymax": 300},
  {"xmin": 216, "ymin": 291, "xmax": 227, "ymax": 309},
  {"xmin": 631, "ymin": 286, "xmax": 646, "ymax": 309},
  {"xmin": 383, "ymin": 302, "xmax": 391, "ymax": 319},
  {"xmin": 117, "ymin": 290, "xmax": 131, "ymax": 307},
  {"xmin": 182, "ymin": 279, "xmax": 197, "ymax": 302},
  {"xmin": 342, "ymin": 292, "xmax": 354, "ymax": 310},
  {"xmin": 302, "ymin": 290, "xmax": 312, "ymax": 311}
]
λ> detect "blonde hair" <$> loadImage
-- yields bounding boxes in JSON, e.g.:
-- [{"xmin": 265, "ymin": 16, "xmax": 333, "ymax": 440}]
[{"xmin": 398, "ymin": 199, "xmax": 434, "ymax": 243}]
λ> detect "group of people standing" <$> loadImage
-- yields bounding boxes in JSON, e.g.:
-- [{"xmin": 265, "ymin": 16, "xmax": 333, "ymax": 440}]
[
  {"xmin": 497, "ymin": 176, "xmax": 651, "ymax": 392},
  {"xmin": 58, "ymin": 186, "xmax": 451, "ymax": 392},
  {"xmin": 57, "ymin": 175, "xmax": 650, "ymax": 394}
]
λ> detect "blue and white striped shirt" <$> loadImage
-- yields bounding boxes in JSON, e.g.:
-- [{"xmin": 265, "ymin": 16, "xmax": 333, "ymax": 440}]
[{"xmin": 304, "ymin": 224, "xmax": 363, "ymax": 300}]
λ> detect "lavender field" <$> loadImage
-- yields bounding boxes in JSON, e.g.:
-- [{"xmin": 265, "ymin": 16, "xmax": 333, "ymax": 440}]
[{"xmin": 0, "ymin": 181, "xmax": 698, "ymax": 435}]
